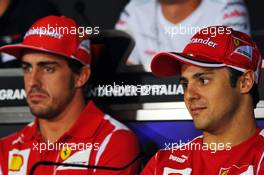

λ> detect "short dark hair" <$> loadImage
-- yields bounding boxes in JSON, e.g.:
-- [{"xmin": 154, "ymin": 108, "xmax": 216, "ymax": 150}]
[
  {"xmin": 227, "ymin": 67, "xmax": 259, "ymax": 109},
  {"xmin": 66, "ymin": 58, "xmax": 85, "ymax": 74},
  {"xmin": 66, "ymin": 58, "xmax": 91, "ymax": 101}
]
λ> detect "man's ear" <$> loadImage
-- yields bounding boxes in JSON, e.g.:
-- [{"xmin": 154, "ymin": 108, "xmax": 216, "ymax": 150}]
[
  {"xmin": 74, "ymin": 66, "xmax": 91, "ymax": 88},
  {"xmin": 239, "ymin": 70, "xmax": 255, "ymax": 94}
]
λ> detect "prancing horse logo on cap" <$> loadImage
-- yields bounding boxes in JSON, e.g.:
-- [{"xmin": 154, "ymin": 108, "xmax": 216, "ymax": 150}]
[{"xmin": 233, "ymin": 38, "xmax": 240, "ymax": 46}]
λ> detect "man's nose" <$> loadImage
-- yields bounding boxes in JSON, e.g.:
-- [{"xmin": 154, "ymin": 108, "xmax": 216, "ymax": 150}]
[
  {"xmin": 184, "ymin": 83, "xmax": 200, "ymax": 102},
  {"xmin": 27, "ymin": 69, "xmax": 41, "ymax": 88}
]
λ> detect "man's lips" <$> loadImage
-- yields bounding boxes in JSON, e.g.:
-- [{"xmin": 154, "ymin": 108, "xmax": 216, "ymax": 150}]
[
  {"xmin": 28, "ymin": 93, "xmax": 48, "ymax": 102},
  {"xmin": 190, "ymin": 107, "xmax": 207, "ymax": 116}
]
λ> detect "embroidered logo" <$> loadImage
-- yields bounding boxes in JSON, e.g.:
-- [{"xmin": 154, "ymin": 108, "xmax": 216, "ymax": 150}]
[
  {"xmin": 163, "ymin": 167, "xmax": 192, "ymax": 175},
  {"xmin": 9, "ymin": 154, "xmax": 23, "ymax": 171},
  {"xmin": 169, "ymin": 154, "xmax": 188, "ymax": 163},
  {"xmin": 233, "ymin": 45, "xmax": 253, "ymax": 61},
  {"xmin": 233, "ymin": 38, "xmax": 240, "ymax": 46},
  {"xmin": 60, "ymin": 146, "xmax": 72, "ymax": 160},
  {"xmin": 189, "ymin": 37, "xmax": 218, "ymax": 48},
  {"xmin": 8, "ymin": 149, "xmax": 30, "ymax": 175},
  {"xmin": 57, "ymin": 149, "xmax": 92, "ymax": 170},
  {"xmin": 218, "ymin": 165, "xmax": 254, "ymax": 175},
  {"xmin": 219, "ymin": 169, "xmax": 229, "ymax": 175}
]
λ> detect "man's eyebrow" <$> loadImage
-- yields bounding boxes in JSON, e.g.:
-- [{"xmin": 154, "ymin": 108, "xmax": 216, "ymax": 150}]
[
  {"xmin": 192, "ymin": 71, "xmax": 215, "ymax": 79},
  {"xmin": 179, "ymin": 76, "xmax": 188, "ymax": 82},
  {"xmin": 21, "ymin": 61, "xmax": 60, "ymax": 67},
  {"xmin": 21, "ymin": 61, "xmax": 30, "ymax": 66},
  {"xmin": 37, "ymin": 61, "xmax": 59, "ymax": 67},
  {"xmin": 180, "ymin": 69, "xmax": 215, "ymax": 81}
]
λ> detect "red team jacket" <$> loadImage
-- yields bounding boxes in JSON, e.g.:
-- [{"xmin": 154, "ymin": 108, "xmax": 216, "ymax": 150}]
[
  {"xmin": 0, "ymin": 101, "xmax": 140, "ymax": 175},
  {"xmin": 141, "ymin": 128, "xmax": 264, "ymax": 175}
]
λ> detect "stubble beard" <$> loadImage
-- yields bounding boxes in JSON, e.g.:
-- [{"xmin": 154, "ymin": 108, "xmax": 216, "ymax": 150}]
[{"xmin": 28, "ymin": 76, "xmax": 76, "ymax": 120}]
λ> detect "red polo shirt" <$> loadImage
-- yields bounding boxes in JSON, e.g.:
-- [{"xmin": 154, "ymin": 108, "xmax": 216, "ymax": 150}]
[
  {"xmin": 141, "ymin": 128, "xmax": 264, "ymax": 175},
  {"xmin": 0, "ymin": 101, "xmax": 140, "ymax": 175}
]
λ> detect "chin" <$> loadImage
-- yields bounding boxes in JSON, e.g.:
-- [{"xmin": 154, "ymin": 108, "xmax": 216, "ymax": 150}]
[
  {"xmin": 30, "ymin": 106, "xmax": 56, "ymax": 119},
  {"xmin": 193, "ymin": 120, "xmax": 208, "ymax": 130}
]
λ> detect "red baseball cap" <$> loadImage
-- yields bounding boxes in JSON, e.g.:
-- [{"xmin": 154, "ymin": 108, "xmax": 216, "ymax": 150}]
[
  {"xmin": 151, "ymin": 26, "xmax": 262, "ymax": 84},
  {"xmin": 0, "ymin": 15, "xmax": 91, "ymax": 65}
]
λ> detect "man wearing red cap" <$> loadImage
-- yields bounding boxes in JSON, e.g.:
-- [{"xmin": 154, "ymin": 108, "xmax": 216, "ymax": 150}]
[
  {"xmin": 0, "ymin": 16, "xmax": 140, "ymax": 175},
  {"xmin": 141, "ymin": 26, "xmax": 264, "ymax": 174}
]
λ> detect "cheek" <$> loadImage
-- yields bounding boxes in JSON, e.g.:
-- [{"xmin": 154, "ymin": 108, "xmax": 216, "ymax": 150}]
[
  {"xmin": 183, "ymin": 95, "xmax": 190, "ymax": 109},
  {"xmin": 207, "ymin": 85, "xmax": 238, "ymax": 110},
  {"xmin": 48, "ymin": 76, "xmax": 74, "ymax": 96},
  {"xmin": 23, "ymin": 77, "xmax": 31, "ymax": 93}
]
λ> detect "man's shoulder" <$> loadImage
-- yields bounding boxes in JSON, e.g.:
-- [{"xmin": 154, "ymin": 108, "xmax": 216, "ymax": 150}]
[
  {"xmin": 250, "ymin": 128, "xmax": 264, "ymax": 145},
  {"xmin": 98, "ymin": 114, "xmax": 138, "ymax": 142},
  {"xmin": 155, "ymin": 136, "xmax": 203, "ymax": 160},
  {"xmin": 102, "ymin": 114, "xmax": 130, "ymax": 131},
  {"xmin": 91, "ymin": 115, "xmax": 140, "ymax": 168},
  {"xmin": 258, "ymin": 128, "xmax": 264, "ymax": 137},
  {"xmin": 255, "ymin": 128, "xmax": 264, "ymax": 148},
  {"xmin": 101, "ymin": 126, "xmax": 139, "ymax": 154},
  {"xmin": 0, "ymin": 122, "xmax": 34, "ymax": 147},
  {"xmin": 142, "ymin": 138, "xmax": 200, "ymax": 174}
]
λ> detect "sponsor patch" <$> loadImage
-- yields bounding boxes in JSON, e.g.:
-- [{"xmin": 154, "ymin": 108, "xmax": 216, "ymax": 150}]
[
  {"xmin": 57, "ymin": 149, "xmax": 91, "ymax": 170},
  {"xmin": 218, "ymin": 165, "xmax": 254, "ymax": 175},
  {"xmin": 78, "ymin": 39, "xmax": 91, "ymax": 54},
  {"xmin": 233, "ymin": 45, "xmax": 253, "ymax": 61},
  {"xmin": 60, "ymin": 146, "xmax": 72, "ymax": 161},
  {"xmin": 8, "ymin": 149, "xmax": 30, "ymax": 175},
  {"xmin": 169, "ymin": 154, "xmax": 188, "ymax": 163},
  {"xmin": 24, "ymin": 28, "xmax": 63, "ymax": 39},
  {"xmin": 219, "ymin": 169, "xmax": 229, "ymax": 175},
  {"xmin": 189, "ymin": 38, "xmax": 218, "ymax": 48},
  {"xmin": 9, "ymin": 154, "xmax": 23, "ymax": 171},
  {"xmin": 233, "ymin": 38, "xmax": 240, "ymax": 46},
  {"xmin": 163, "ymin": 167, "xmax": 192, "ymax": 175}
]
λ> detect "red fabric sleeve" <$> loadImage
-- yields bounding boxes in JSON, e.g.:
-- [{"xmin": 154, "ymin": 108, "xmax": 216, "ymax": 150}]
[
  {"xmin": 140, "ymin": 152, "xmax": 158, "ymax": 175},
  {"xmin": 94, "ymin": 130, "xmax": 141, "ymax": 175}
]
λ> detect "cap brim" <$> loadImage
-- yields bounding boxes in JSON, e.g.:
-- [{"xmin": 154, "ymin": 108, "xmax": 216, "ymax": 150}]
[
  {"xmin": 0, "ymin": 44, "xmax": 88, "ymax": 65},
  {"xmin": 1, "ymin": 43, "xmax": 72, "ymax": 59},
  {"xmin": 151, "ymin": 52, "xmax": 225, "ymax": 77}
]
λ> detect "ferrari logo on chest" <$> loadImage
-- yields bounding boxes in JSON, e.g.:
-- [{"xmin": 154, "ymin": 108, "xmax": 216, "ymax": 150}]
[
  {"xmin": 60, "ymin": 146, "xmax": 72, "ymax": 160},
  {"xmin": 219, "ymin": 169, "xmax": 229, "ymax": 175}
]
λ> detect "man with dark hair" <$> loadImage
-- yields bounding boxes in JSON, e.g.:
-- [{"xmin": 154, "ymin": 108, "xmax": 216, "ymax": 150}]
[
  {"xmin": 0, "ymin": 16, "xmax": 140, "ymax": 175},
  {"xmin": 141, "ymin": 26, "xmax": 264, "ymax": 174},
  {"xmin": 227, "ymin": 68, "xmax": 259, "ymax": 109}
]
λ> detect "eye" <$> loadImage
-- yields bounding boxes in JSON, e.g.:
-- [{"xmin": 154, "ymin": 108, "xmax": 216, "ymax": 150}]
[
  {"xmin": 199, "ymin": 77, "xmax": 210, "ymax": 85},
  {"xmin": 43, "ymin": 66, "xmax": 55, "ymax": 73},
  {"xmin": 22, "ymin": 65, "xmax": 32, "ymax": 73},
  {"xmin": 179, "ymin": 80, "xmax": 188, "ymax": 90}
]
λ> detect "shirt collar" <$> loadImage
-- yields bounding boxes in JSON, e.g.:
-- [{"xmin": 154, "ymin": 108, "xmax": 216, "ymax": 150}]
[
  {"xmin": 22, "ymin": 100, "xmax": 105, "ymax": 141},
  {"xmin": 65, "ymin": 100, "xmax": 105, "ymax": 139}
]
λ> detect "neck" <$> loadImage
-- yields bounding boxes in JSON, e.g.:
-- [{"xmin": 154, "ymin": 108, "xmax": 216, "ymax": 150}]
[
  {"xmin": 203, "ymin": 97, "xmax": 257, "ymax": 150},
  {"xmin": 160, "ymin": 0, "xmax": 201, "ymax": 24},
  {"xmin": 0, "ymin": 0, "xmax": 10, "ymax": 17},
  {"xmin": 38, "ymin": 90, "xmax": 85, "ymax": 143}
]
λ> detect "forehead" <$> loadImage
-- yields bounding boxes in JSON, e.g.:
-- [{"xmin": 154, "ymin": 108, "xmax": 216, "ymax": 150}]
[
  {"xmin": 180, "ymin": 64, "xmax": 227, "ymax": 78},
  {"xmin": 21, "ymin": 50, "xmax": 67, "ymax": 65}
]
